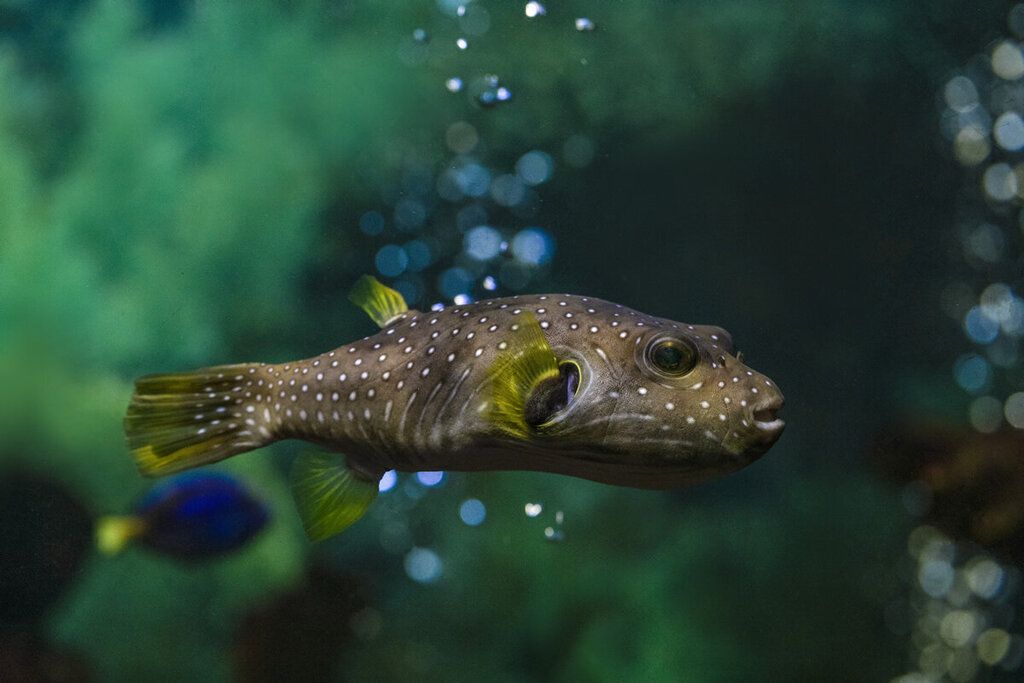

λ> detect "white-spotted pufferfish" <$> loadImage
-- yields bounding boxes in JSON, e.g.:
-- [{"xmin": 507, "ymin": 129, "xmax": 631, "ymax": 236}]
[{"xmin": 125, "ymin": 277, "xmax": 785, "ymax": 540}]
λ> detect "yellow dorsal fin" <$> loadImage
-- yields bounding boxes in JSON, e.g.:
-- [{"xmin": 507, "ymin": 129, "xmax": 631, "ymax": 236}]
[
  {"xmin": 485, "ymin": 313, "xmax": 560, "ymax": 439},
  {"xmin": 291, "ymin": 452, "xmax": 378, "ymax": 541},
  {"xmin": 348, "ymin": 275, "xmax": 409, "ymax": 328},
  {"xmin": 95, "ymin": 515, "xmax": 147, "ymax": 555}
]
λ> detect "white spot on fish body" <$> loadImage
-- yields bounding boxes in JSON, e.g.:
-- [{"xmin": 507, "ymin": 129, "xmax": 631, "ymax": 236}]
[
  {"xmin": 665, "ymin": 402, "xmax": 675, "ymax": 410},
  {"xmin": 638, "ymin": 387, "xmax": 648, "ymax": 395},
  {"xmin": 699, "ymin": 401, "xmax": 710, "ymax": 409}
]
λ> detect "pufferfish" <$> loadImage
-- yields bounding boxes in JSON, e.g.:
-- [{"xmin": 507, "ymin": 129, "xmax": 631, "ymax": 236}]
[{"xmin": 124, "ymin": 276, "xmax": 785, "ymax": 541}]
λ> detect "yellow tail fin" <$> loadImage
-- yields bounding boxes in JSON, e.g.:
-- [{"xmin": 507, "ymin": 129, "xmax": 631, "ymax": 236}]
[
  {"xmin": 124, "ymin": 363, "xmax": 272, "ymax": 477},
  {"xmin": 96, "ymin": 516, "xmax": 146, "ymax": 555}
]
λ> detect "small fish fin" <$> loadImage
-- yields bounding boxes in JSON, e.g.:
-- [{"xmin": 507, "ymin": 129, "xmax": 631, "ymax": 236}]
[
  {"xmin": 95, "ymin": 516, "xmax": 146, "ymax": 555},
  {"xmin": 125, "ymin": 363, "xmax": 272, "ymax": 477},
  {"xmin": 291, "ymin": 452, "xmax": 378, "ymax": 542},
  {"xmin": 485, "ymin": 312, "xmax": 561, "ymax": 439},
  {"xmin": 348, "ymin": 275, "xmax": 409, "ymax": 328}
]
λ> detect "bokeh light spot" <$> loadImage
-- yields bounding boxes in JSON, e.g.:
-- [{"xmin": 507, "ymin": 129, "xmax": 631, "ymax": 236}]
[
  {"xmin": 969, "ymin": 395, "xmax": 1003, "ymax": 433},
  {"xmin": 375, "ymin": 245, "xmax": 409, "ymax": 277},
  {"xmin": 983, "ymin": 162, "xmax": 1018, "ymax": 201},
  {"xmin": 953, "ymin": 353, "xmax": 992, "ymax": 393},
  {"xmin": 404, "ymin": 547, "xmax": 443, "ymax": 584},
  {"xmin": 964, "ymin": 306, "xmax": 1000, "ymax": 344},
  {"xmin": 511, "ymin": 228, "xmax": 555, "ymax": 265},
  {"xmin": 465, "ymin": 225, "xmax": 503, "ymax": 260},
  {"xmin": 378, "ymin": 470, "xmax": 398, "ymax": 493},
  {"xmin": 995, "ymin": 111, "xmax": 1024, "ymax": 150},
  {"xmin": 992, "ymin": 41, "xmax": 1024, "ymax": 80},
  {"xmin": 359, "ymin": 210, "xmax": 385, "ymax": 236},
  {"xmin": 516, "ymin": 150, "xmax": 554, "ymax": 185},
  {"xmin": 459, "ymin": 498, "xmax": 486, "ymax": 526},
  {"xmin": 416, "ymin": 471, "xmax": 445, "ymax": 487},
  {"xmin": 446, "ymin": 121, "xmax": 479, "ymax": 154},
  {"xmin": 1004, "ymin": 392, "xmax": 1024, "ymax": 427}
]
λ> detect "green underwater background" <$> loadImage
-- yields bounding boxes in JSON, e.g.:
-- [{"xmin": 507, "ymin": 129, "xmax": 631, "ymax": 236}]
[{"xmin": 3, "ymin": 1, "xmax": 1024, "ymax": 681}]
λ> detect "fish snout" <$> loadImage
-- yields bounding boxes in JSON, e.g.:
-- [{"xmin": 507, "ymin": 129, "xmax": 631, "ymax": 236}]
[{"xmin": 746, "ymin": 386, "xmax": 785, "ymax": 451}]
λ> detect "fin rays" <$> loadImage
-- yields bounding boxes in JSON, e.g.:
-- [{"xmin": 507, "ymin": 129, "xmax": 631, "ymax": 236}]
[
  {"xmin": 291, "ymin": 452, "xmax": 378, "ymax": 541},
  {"xmin": 125, "ymin": 363, "xmax": 269, "ymax": 477},
  {"xmin": 348, "ymin": 275, "xmax": 409, "ymax": 328}
]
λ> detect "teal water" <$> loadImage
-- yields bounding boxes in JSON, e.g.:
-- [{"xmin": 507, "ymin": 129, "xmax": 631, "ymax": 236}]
[{"xmin": 1, "ymin": 2, "xmax": 1022, "ymax": 681}]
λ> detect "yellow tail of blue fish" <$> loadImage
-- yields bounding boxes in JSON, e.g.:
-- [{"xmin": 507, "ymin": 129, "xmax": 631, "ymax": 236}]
[{"xmin": 124, "ymin": 363, "xmax": 270, "ymax": 477}]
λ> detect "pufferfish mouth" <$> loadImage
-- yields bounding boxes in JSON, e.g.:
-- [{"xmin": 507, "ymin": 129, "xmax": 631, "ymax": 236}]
[{"xmin": 751, "ymin": 398, "xmax": 785, "ymax": 433}]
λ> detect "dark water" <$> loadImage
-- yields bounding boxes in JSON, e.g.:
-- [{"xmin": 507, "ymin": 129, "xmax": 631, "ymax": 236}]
[{"xmin": 2, "ymin": 1, "xmax": 1023, "ymax": 681}]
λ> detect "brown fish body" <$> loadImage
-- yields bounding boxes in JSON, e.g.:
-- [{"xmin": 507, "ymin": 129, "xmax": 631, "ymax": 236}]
[{"xmin": 250, "ymin": 293, "xmax": 783, "ymax": 488}]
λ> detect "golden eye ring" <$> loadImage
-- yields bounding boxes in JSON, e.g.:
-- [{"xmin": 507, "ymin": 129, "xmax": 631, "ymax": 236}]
[{"xmin": 645, "ymin": 337, "xmax": 699, "ymax": 377}]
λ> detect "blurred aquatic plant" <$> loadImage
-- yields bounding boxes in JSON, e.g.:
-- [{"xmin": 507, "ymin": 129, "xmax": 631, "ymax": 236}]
[{"xmin": 0, "ymin": 0, "xmax": 989, "ymax": 680}]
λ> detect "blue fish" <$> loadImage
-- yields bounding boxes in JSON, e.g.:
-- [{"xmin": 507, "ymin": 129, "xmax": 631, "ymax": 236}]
[{"xmin": 96, "ymin": 472, "xmax": 269, "ymax": 560}]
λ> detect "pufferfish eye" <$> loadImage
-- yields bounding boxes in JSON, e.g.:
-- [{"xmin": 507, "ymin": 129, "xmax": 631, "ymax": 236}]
[{"xmin": 646, "ymin": 337, "xmax": 699, "ymax": 377}]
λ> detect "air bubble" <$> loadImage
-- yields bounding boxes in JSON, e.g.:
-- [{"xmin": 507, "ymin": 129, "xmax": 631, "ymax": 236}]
[{"xmin": 525, "ymin": 2, "xmax": 546, "ymax": 18}]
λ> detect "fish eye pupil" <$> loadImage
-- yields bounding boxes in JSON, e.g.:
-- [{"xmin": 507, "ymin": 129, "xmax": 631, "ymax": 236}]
[{"xmin": 648, "ymin": 339, "xmax": 697, "ymax": 375}]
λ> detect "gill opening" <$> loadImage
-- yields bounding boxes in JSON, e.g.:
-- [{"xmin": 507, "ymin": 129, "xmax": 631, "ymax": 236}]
[{"xmin": 526, "ymin": 360, "xmax": 582, "ymax": 430}]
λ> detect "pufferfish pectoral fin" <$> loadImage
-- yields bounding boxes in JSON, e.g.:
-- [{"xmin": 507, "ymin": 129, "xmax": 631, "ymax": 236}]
[
  {"xmin": 348, "ymin": 275, "xmax": 409, "ymax": 328},
  {"xmin": 291, "ymin": 452, "xmax": 378, "ymax": 542},
  {"xmin": 485, "ymin": 313, "xmax": 561, "ymax": 440}
]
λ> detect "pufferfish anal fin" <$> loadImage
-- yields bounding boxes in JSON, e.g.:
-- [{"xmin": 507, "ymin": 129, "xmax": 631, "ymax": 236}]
[
  {"xmin": 291, "ymin": 452, "xmax": 378, "ymax": 541},
  {"xmin": 348, "ymin": 275, "xmax": 409, "ymax": 328},
  {"xmin": 485, "ymin": 312, "xmax": 561, "ymax": 440}
]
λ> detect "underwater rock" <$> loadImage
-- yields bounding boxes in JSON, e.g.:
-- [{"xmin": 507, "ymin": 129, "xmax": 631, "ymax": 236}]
[
  {"xmin": 872, "ymin": 422, "xmax": 1024, "ymax": 565},
  {"xmin": 0, "ymin": 633, "xmax": 92, "ymax": 683},
  {"xmin": 0, "ymin": 472, "xmax": 92, "ymax": 631},
  {"xmin": 232, "ymin": 565, "xmax": 370, "ymax": 682}
]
